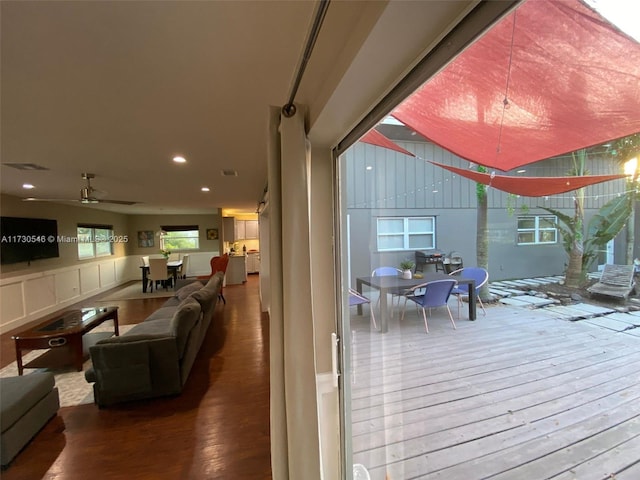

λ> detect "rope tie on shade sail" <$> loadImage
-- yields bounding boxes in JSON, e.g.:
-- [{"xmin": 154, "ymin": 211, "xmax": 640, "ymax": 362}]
[
  {"xmin": 497, "ymin": 9, "xmax": 517, "ymax": 156},
  {"xmin": 281, "ymin": 0, "xmax": 331, "ymax": 118}
]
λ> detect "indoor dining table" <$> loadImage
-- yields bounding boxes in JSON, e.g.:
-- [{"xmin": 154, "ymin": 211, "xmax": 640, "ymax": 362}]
[
  {"xmin": 355, "ymin": 272, "xmax": 476, "ymax": 333},
  {"xmin": 140, "ymin": 260, "xmax": 182, "ymax": 293}
]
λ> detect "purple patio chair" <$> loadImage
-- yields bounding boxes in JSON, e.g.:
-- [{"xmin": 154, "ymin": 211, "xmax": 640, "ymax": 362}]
[
  {"xmin": 400, "ymin": 279, "xmax": 457, "ymax": 333},
  {"xmin": 449, "ymin": 267, "xmax": 488, "ymax": 317},
  {"xmin": 349, "ymin": 288, "xmax": 377, "ymax": 330}
]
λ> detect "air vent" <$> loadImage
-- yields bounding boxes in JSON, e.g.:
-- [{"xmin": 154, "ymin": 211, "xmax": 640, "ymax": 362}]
[
  {"xmin": 221, "ymin": 169, "xmax": 238, "ymax": 177},
  {"xmin": 4, "ymin": 163, "xmax": 49, "ymax": 171}
]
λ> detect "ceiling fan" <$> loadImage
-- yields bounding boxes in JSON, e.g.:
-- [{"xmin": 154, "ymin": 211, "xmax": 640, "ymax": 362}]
[{"xmin": 23, "ymin": 173, "xmax": 139, "ymax": 205}]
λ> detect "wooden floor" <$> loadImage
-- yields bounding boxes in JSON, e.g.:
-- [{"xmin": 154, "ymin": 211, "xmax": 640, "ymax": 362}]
[
  {"xmin": 350, "ymin": 301, "xmax": 640, "ymax": 480},
  {"xmin": 1, "ymin": 275, "xmax": 272, "ymax": 479}
]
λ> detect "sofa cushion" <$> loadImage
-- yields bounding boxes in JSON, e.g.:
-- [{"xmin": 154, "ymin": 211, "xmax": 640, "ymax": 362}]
[
  {"xmin": 1, "ymin": 373, "xmax": 56, "ymax": 432},
  {"xmin": 145, "ymin": 306, "xmax": 179, "ymax": 322},
  {"xmin": 175, "ymin": 281, "xmax": 204, "ymax": 301},
  {"xmin": 123, "ymin": 317, "xmax": 173, "ymax": 337},
  {"xmin": 170, "ymin": 298, "xmax": 202, "ymax": 357},
  {"xmin": 160, "ymin": 296, "xmax": 181, "ymax": 308},
  {"xmin": 189, "ymin": 288, "xmax": 217, "ymax": 323},
  {"xmin": 91, "ymin": 342, "xmax": 152, "ymax": 396}
]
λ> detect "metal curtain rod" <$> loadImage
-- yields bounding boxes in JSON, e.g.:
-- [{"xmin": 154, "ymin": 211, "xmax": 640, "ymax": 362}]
[{"xmin": 282, "ymin": 0, "xmax": 331, "ymax": 118}]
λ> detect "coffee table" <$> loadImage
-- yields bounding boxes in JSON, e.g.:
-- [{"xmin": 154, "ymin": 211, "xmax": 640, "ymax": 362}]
[{"xmin": 12, "ymin": 306, "xmax": 119, "ymax": 375}]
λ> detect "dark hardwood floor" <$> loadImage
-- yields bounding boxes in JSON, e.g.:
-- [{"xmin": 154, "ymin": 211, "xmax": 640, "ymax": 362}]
[{"xmin": 1, "ymin": 275, "xmax": 272, "ymax": 479}]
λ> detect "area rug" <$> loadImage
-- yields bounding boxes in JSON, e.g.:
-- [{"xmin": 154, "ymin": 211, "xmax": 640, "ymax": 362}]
[
  {"xmin": 0, "ymin": 324, "xmax": 135, "ymax": 407},
  {"xmin": 97, "ymin": 282, "xmax": 175, "ymax": 302}
]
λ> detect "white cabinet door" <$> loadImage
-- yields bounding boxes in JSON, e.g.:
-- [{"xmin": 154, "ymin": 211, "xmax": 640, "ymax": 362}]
[
  {"xmin": 247, "ymin": 253, "xmax": 260, "ymax": 273},
  {"xmin": 245, "ymin": 220, "xmax": 259, "ymax": 239},
  {"xmin": 235, "ymin": 220, "xmax": 246, "ymax": 241}
]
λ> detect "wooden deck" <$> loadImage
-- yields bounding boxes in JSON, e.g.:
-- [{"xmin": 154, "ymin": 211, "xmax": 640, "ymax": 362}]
[{"xmin": 349, "ymin": 301, "xmax": 640, "ymax": 480}]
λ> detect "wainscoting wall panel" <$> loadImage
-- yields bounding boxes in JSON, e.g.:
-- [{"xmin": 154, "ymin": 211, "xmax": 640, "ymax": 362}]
[
  {"xmin": 24, "ymin": 275, "xmax": 56, "ymax": 316},
  {"xmin": 0, "ymin": 281, "xmax": 24, "ymax": 326},
  {"xmin": 54, "ymin": 268, "xmax": 81, "ymax": 304},
  {"xmin": 80, "ymin": 264, "xmax": 100, "ymax": 296},
  {"xmin": 0, "ymin": 256, "xmax": 135, "ymax": 334}
]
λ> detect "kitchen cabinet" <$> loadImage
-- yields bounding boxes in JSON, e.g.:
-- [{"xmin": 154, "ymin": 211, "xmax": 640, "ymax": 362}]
[
  {"xmin": 244, "ymin": 220, "xmax": 259, "ymax": 239},
  {"xmin": 224, "ymin": 217, "xmax": 259, "ymax": 241},
  {"xmin": 226, "ymin": 255, "xmax": 247, "ymax": 284},
  {"xmin": 235, "ymin": 221, "xmax": 246, "ymax": 241},
  {"xmin": 246, "ymin": 252, "xmax": 260, "ymax": 273},
  {"xmin": 223, "ymin": 217, "xmax": 236, "ymax": 242}
]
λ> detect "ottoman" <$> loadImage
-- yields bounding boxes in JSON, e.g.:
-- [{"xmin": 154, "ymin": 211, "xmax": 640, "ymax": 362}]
[{"xmin": 1, "ymin": 373, "xmax": 59, "ymax": 467}]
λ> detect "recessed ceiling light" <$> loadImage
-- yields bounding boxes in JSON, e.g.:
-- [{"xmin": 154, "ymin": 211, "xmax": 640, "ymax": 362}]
[
  {"xmin": 201, "ymin": 187, "xmax": 210, "ymax": 192},
  {"xmin": 366, "ymin": 166, "xmax": 373, "ymax": 171},
  {"xmin": 173, "ymin": 156, "xmax": 187, "ymax": 163},
  {"xmin": 22, "ymin": 183, "xmax": 35, "ymax": 189},
  {"xmin": 516, "ymin": 169, "xmax": 526, "ymax": 174}
]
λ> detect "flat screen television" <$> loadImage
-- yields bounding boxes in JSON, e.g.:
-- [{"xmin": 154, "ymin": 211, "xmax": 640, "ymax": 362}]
[{"xmin": 1, "ymin": 216, "xmax": 60, "ymax": 265}]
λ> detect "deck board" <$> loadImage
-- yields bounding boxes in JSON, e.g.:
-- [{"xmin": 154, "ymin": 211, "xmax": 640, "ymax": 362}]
[{"xmin": 350, "ymin": 303, "xmax": 640, "ymax": 480}]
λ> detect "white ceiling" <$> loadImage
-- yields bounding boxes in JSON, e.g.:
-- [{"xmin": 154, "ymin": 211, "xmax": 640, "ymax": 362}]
[
  {"xmin": 0, "ymin": 1, "xmax": 476, "ymax": 216},
  {"xmin": 1, "ymin": 1, "xmax": 322, "ymax": 215}
]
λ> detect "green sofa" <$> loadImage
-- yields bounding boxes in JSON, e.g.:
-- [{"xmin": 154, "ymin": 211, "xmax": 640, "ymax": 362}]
[{"xmin": 85, "ymin": 272, "xmax": 223, "ymax": 407}]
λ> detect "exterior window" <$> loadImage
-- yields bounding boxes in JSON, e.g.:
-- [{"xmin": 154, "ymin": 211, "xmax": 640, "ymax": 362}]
[
  {"xmin": 160, "ymin": 228, "xmax": 199, "ymax": 251},
  {"xmin": 517, "ymin": 215, "xmax": 557, "ymax": 245},
  {"xmin": 77, "ymin": 225, "xmax": 114, "ymax": 259},
  {"xmin": 377, "ymin": 216, "xmax": 435, "ymax": 251}
]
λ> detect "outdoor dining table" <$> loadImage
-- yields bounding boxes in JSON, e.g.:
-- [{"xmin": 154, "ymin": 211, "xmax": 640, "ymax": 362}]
[
  {"xmin": 355, "ymin": 272, "xmax": 476, "ymax": 333},
  {"xmin": 140, "ymin": 260, "xmax": 182, "ymax": 293}
]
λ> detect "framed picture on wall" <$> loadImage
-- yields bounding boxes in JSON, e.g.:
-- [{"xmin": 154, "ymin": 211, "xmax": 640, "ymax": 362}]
[
  {"xmin": 138, "ymin": 230, "xmax": 154, "ymax": 248},
  {"xmin": 206, "ymin": 228, "xmax": 219, "ymax": 240}
]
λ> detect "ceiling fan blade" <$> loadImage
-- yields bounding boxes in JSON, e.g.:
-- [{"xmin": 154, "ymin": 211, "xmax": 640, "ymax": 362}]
[
  {"xmin": 23, "ymin": 197, "xmax": 79, "ymax": 202},
  {"xmin": 23, "ymin": 174, "xmax": 138, "ymax": 206},
  {"xmin": 92, "ymin": 199, "xmax": 139, "ymax": 205}
]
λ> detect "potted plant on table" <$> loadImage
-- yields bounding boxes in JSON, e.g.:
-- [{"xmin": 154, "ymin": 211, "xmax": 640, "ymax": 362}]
[{"xmin": 399, "ymin": 260, "xmax": 415, "ymax": 279}]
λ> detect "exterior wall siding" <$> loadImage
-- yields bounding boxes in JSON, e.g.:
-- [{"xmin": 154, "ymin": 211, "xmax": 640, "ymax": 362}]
[{"xmin": 345, "ymin": 139, "xmax": 632, "ymax": 284}]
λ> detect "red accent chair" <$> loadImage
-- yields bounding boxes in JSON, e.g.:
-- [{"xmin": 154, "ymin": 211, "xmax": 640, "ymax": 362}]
[{"xmin": 198, "ymin": 254, "xmax": 230, "ymax": 303}]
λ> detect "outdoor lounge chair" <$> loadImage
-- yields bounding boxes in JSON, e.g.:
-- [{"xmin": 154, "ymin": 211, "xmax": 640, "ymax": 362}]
[{"xmin": 587, "ymin": 264, "xmax": 636, "ymax": 300}]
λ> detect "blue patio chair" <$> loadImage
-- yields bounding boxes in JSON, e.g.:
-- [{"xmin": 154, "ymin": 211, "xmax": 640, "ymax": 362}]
[
  {"xmin": 449, "ymin": 267, "xmax": 488, "ymax": 317},
  {"xmin": 349, "ymin": 288, "xmax": 377, "ymax": 330},
  {"xmin": 400, "ymin": 279, "xmax": 457, "ymax": 333},
  {"xmin": 371, "ymin": 267, "xmax": 403, "ymax": 316}
]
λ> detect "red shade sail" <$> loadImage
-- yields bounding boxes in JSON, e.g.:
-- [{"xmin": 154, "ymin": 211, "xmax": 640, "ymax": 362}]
[
  {"xmin": 393, "ymin": 0, "xmax": 640, "ymax": 171},
  {"xmin": 432, "ymin": 161, "xmax": 628, "ymax": 197},
  {"xmin": 360, "ymin": 129, "xmax": 415, "ymax": 156}
]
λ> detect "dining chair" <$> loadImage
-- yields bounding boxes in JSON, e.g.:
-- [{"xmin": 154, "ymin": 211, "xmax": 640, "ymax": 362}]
[
  {"xmin": 177, "ymin": 254, "xmax": 190, "ymax": 279},
  {"xmin": 371, "ymin": 266, "xmax": 404, "ymax": 316},
  {"xmin": 141, "ymin": 255, "xmax": 150, "ymax": 267},
  {"xmin": 148, "ymin": 258, "xmax": 173, "ymax": 292},
  {"xmin": 400, "ymin": 279, "xmax": 457, "ymax": 333},
  {"xmin": 349, "ymin": 288, "xmax": 377, "ymax": 330},
  {"xmin": 449, "ymin": 267, "xmax": 488, "ymax": 317}
]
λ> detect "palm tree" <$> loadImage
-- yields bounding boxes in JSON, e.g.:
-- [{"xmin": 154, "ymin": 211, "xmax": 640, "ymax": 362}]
[
  {"xmin": 611, "ymin": 134, "xmax": 640, "ymax": 263},
  {"xmin": 475, "ymin": 166, "xmax": 492, "ymax": 301},
  {"xmin": 564, "ymin": 150, "xmax": 587, "ymax": 288}
]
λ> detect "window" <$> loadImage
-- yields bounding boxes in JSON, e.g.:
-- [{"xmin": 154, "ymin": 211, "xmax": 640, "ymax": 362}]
[
  {"xmin": 377, "ymin": 216, "xmax": 435, "ymax": 251},
  {"xmin": 160, "ymin": 225, "xmax": 199, "ymax": 251},
  {"xmin": 517, "ymin": 215, "xmax": 557, "ymax": 245},
  {"xmin": 77, "ymin": 224, "xmax": 114, "ymax": 259}
]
